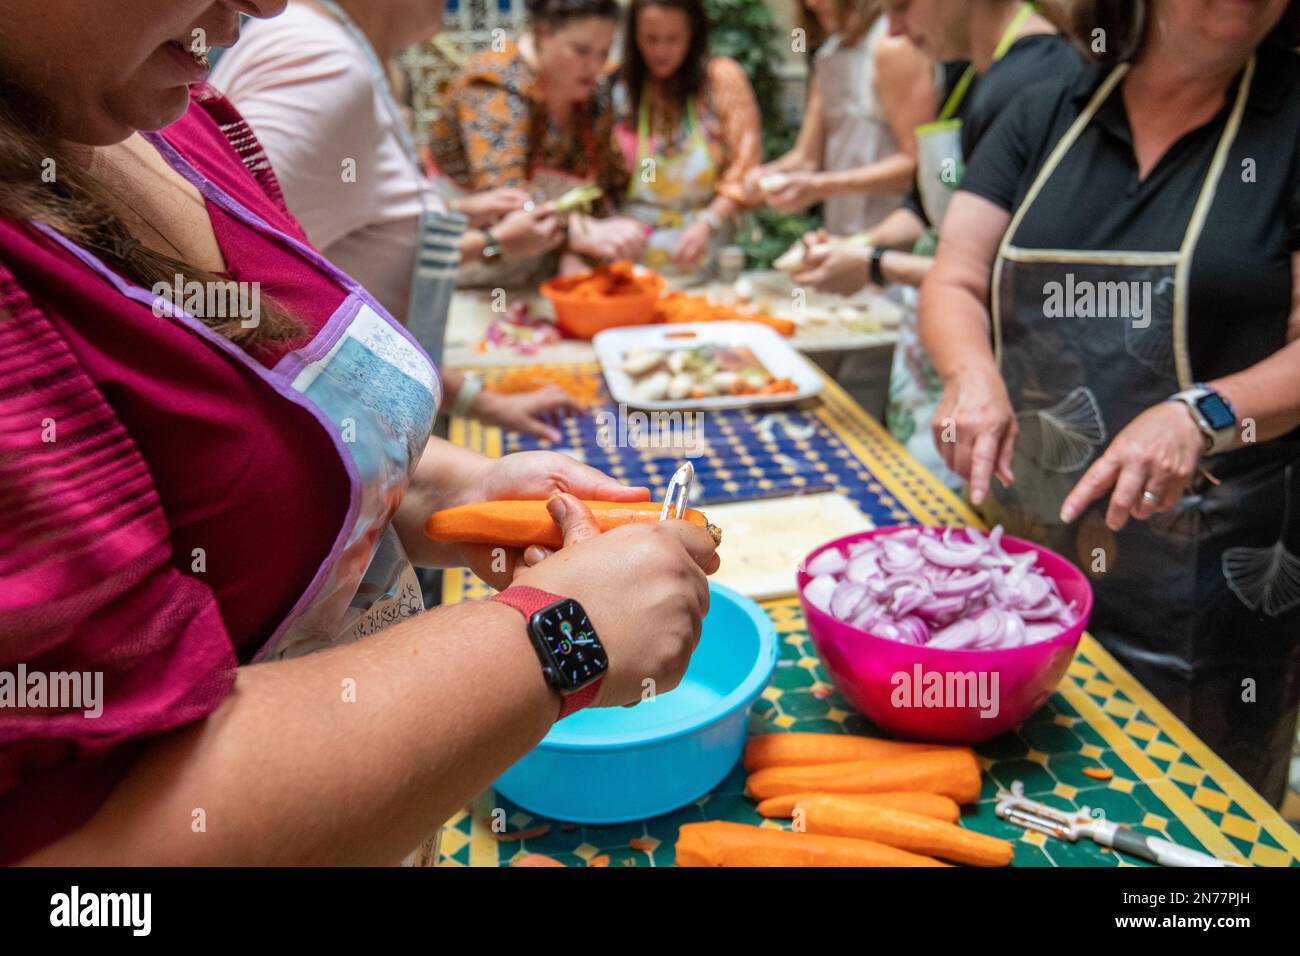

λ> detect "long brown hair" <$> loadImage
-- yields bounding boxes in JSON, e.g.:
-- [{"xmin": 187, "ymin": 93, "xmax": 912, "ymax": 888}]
[
  {"xmin": 621, "ymin": 0, "xmax": 712, "ymax": 119},
  {"xmin": 0, "ymin": 81, "xmax": 302, "ymax": 346}
]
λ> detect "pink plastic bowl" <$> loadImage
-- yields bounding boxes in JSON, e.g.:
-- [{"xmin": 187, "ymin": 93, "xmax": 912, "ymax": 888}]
[{"xmin": 796, "ymin": 525, "xmax": 1093, "ymax": 744}]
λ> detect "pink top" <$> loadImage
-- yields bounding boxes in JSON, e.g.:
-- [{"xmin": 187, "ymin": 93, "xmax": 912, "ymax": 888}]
[{"xmin": 0, "ymin": 90, "xmax": 353, "ymax": 862}]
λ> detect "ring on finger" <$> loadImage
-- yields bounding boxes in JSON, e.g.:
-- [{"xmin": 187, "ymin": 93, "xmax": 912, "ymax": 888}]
[{"xmin": 1141, "ymin": 489, "xmax": 1160, "ymax": 505}]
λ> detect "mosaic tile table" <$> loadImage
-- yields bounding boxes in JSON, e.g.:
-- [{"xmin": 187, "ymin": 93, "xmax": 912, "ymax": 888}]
[{"xmin": 436, "ymin": 363, "xmax": 1300, "ymax": 867}]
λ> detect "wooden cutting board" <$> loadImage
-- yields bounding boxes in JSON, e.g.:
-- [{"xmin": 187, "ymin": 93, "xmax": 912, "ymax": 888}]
[{"xmin": 707, "ymin": 492, "xmax": 873, "ymax": 600}]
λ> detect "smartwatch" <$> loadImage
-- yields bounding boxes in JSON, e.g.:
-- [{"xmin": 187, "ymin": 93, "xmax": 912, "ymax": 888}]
[
  {"xmin": 869, "ymin": 246, "xmax": 887, "ymax": 287},
  {"xmin": 480, "ymin": 229, "xmax": 503, "ymax": 263},
  {"xmin": 490, "ymin": 586, "xmax": 606, "ymax": 719},
  {"xmin": 1168, "ymin": 384, "xmax": 1237, "ymax": 455}
]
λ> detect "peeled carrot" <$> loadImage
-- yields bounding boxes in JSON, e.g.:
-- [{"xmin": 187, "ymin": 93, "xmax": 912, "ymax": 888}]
[
  {"xmin": 743, "ymin": 732, "xmax": 969, "ymax": 772},
  {"xmin": 745, "ymin": 749, "xmax": 983, "ymax": 804},
  {"xmin": 675, "ymin": 821, "xmax": 950, "ymax": 867},
  {"xmin": 757, "ymin": 791, "xmax": 961, "ymax": 824},
  {"xmin": 424, "ymin": 499, "xmax": 721, "ymax": 548},
  {"xmin": 793, "ymin": 801, "xmax": 1012, "ymax": 866}
]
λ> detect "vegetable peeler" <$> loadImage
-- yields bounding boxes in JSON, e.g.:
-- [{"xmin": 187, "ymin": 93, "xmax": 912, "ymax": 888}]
[
  {"xmin": 994, "ymin": 781, "xmax": 1243, "ymax": 867},
  {"xmin": 660, "ymin": 461, "xmax": 695, "ymax": 521}
]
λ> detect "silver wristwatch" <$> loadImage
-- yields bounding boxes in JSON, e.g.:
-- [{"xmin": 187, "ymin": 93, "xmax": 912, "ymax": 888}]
[{"xmin": 1168, "ymin": 384, "xmax": 1237, "ymax": 455}]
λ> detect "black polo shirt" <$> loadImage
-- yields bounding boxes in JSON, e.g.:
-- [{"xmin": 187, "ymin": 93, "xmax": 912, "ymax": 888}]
[
  {"xmin": 961, "ymin": 45, "xmax": 1300, "ymax": 383},
  {"xmin": 903, "ymin": 35, "xmax": 1082, "ymax": 226}
]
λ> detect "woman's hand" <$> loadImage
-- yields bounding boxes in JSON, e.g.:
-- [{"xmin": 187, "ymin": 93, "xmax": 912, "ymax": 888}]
[
  {"xmin": 1060, "ymin": 401, "xmax": 1204, "ymax": 531},
  {"xmin": 568, "ymin": 215, "xmax": 650, "ymax": 261},
  {"xmin": 932, "ymin": 363, "xmax": 1018, "ymax": 505},
  {"xmin": 764, "ymin": 170, "xmax": 824, "ymax": 212},
  {"xmin": 490, "ymin": 201, "xmax": 565, "ymax": 260},
  {"xmin": 470, "ymin": 385, "xmax": 580, "ymax": 443},
  {"xmin": 671, "ymin": 219, "xmax": 713, "ymax": 270},
  {"xmin": 452, "ymin": 187, "xmax": 533, "ymax": 228},
  {"xmin": 457, "ymin": 452, "xmax": 650, "ymax": 587},
  {"xmin": 793, "ymin": 240, "xmax": 872, "ymax": 296},
  {"xmin": 513, "ymin": 494, "xmax": 719, "ymax": 708}
]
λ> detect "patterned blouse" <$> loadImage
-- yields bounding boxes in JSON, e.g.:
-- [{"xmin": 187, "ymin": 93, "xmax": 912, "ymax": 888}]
[{"xmin": 426, "ymin": 39, "xmax": 629, "ymax": 208}]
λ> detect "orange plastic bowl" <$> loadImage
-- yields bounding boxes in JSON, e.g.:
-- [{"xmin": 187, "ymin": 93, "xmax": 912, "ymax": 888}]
[{"xmin": 540, "ymin": 269, "xmax": 664, "ymax": 339}]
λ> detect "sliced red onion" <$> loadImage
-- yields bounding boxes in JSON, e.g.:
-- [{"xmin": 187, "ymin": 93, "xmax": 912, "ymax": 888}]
[
  {"xmin": 919, "ymin": 535, "xmax": 984, "ymax": 569},
  {"xmin": 804, "ymin": 573, "xmax": 837, "ymax": 613},
  {"xmin": 801, "ymin": 524, "xmax": 1079, "ymax": 650},
  {"xmin": 805, "ymin": 548, "xmax": 847, "ymax": 577}
]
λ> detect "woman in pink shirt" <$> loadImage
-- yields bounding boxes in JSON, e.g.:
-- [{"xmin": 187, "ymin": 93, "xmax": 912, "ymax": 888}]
[{"xmin": 0, "ymin": 0, "xmax": 717, "ymax": 865}]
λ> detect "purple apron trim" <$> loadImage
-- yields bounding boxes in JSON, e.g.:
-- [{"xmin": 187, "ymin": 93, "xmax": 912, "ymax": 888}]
[
  {"xmin": 30, "ymin": 245, "xmax": 366, "ymax": 666},
  {"xmin": 144, "ymin": 131, "xmax": 444, "ymax": 402},
  {"xmin": 273, "ymin": 294, "xmax": 364, "ymax": 380}
]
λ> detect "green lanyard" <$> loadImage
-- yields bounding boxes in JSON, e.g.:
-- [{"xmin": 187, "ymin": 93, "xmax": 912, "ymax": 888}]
[{"xmin": 937, "ymin": 1, "xmax": 1037, "ymax": 121}]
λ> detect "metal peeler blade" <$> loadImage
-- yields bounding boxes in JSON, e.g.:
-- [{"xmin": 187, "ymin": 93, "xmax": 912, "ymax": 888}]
[{"xmin": 660, "ymin": 461, "xmax": 695, "ymax": 521}]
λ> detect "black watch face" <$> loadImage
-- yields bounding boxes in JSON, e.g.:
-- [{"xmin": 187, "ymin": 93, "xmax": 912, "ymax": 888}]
[
  {"xmin": 531, "ymin": 600, "xmax": 607, "ymax": 691},
  {"xmin": 1197, "ymin": 393, "xmax": 1235, "ymax": 431}
]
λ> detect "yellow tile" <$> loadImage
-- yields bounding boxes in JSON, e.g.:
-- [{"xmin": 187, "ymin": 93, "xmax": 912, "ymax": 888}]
[
  {"xmin": 1022, "ymin": 831, "xmax": 1047, "ymax": 847},
  {"xmin": 1141, "ymin": 813, "xmax": 1167, "ymax": 830},
  {"xmin": 1248, "ymin": 844, "xmax": 1293, "ymax": 868},
  {"xmin": 1191, "ymin": 786, "xmax": 1230, "ymax": 813},
  {"xmin": 1084, "ymin": 679, "xmax": 1113, "ymax": 698},
  {"xmin": 762, "ymin": 686, "xmax": 783, "ymax": 702},
  {"xmin": 1145, "ymin": 740, "xmax": 1181, "ymax": 763},
  {"xmin": 1026, "ymin": 748, "xmax": 1049, "ymax": 765},
  {"xmin": 1079, "ymin": 744, "xmax": 1103, "ymax": 760},
  {"xmin": 1103, "ymin": 697, "xmax": 1136, "ymax": 719},
  {"xmin": 1123, "ymin": 719, "xmax": 1158, "ymax": 741},
  {"xmin": 509, "ymin": 811, "xmax": 531, "ymax": 828},
  {"xmin": 798, "ymin": 656, "xmax": 820, "ymax": 669},
  {"xmin": 826, "ymin": 708, "xmax": 847, "ymax": 723},
  {"xmin": 1109, "ymin": 776, "xmax": 1135, "ymax": 794},
  {"xmin": 1166, "ymin": 761, "xmax": 1206, "ymax": 787},
  {"xmin": 1218, "ymin": 814, "xmax": 1260, "ymax": 843},
  {"xmin": 1069, "ymin": 661, "xmax": 1098, "ymax": 680},
  {"xmin": 1053, "ymin": 714, "xmax": 1078, "ymax": 727},
  {"xmin": 633, "ymin": 836, "xmax": 661, "ymax": 853},
  {"xmin": 439, "ymin": 832, "xmax": 470, "ymax": 858},
  {"xmin": 1054, "ymin": 783, "xmax": 1078, "ymax": 801},
  {"xmin": 573, "ymin": 843, "xmax": 598, "ymax": 861},
  {"xmin": 773, "ymin": 713, "xmax": 796, "ymax": 729}
]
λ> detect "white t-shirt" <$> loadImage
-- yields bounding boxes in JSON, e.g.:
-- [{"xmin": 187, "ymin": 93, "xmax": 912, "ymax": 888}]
[{"xmin": 212, "ymin": 2, "xmax": 442, "ymax": 321}]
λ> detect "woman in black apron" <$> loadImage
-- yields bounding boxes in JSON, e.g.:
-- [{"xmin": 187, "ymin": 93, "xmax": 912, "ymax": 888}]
[{"xmin": 919, "ymin": 0, "xmax": 1300, "ymax": 804}]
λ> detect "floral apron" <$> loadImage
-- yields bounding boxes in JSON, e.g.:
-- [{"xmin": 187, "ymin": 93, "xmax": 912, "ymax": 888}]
[
  {"xmin": 624, "ymin": 93, "xmax": 720, "ymax": 277},
  {"xmin": 983, "ymin": 57, "xmax": 1300, "ymax": 804}
]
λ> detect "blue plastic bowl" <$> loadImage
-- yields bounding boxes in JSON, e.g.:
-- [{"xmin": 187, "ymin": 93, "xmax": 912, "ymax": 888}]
[{"xmin": 493, "ymin": 583, "xmax": 778, "ymax": 823}]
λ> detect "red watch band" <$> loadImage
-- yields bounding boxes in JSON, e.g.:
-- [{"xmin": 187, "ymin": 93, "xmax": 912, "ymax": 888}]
[{"xmin": 490, "ymin": 586, "xmax": 603, "ymax": 720}]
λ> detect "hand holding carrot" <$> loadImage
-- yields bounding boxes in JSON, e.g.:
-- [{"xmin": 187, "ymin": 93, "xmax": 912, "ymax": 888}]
[{"xmin": 510, "ymin": 493, "xmax": 718, "ymax": 708}]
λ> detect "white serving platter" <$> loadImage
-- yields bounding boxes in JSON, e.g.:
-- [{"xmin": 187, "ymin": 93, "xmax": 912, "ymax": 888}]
[{"xmin": 592, "ymin": 321, "xmax": 825, "ymax": 411}]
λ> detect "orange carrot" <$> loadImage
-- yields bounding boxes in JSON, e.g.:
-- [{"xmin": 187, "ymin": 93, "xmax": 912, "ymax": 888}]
[
  {"xmin": 757, "ymin": 791, "xmax": 961, "ymax": 824},
  {"xmin": 743, "ymin": 732, "xmax": 969, "ymax": 772},
  {"xmin": 510, "ymin": 853, "xmax": 564, "ymax": 867},
  {"xmin": 424, "ymin": 499, "xmax": 720, "ymax": 548},
  {"xmin": 746, "ymin": 750, "xmax": 983, "ymax": 804},
  {"xmin": 675, "ymin": 821, "xmax": 950, "ymax": 867},
  {"xmin": 792, "ymin": 801, "xmax": 1012, "ymax": 866}
]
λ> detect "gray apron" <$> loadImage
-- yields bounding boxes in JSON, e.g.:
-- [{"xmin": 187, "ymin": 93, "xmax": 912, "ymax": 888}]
[{"xmin": 984, "ymin": 57, "xmax": 1300, "ymax": 804}]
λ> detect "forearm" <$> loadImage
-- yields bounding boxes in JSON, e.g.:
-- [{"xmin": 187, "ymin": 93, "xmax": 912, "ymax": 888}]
[
  {"xmin": 459, "ymin": 229, "xmax": 488, "ymax": 263},
  {"xmin": 863, "ymin": 207, "xmax": 926, "ymax": 252},
  {"xmin": 1211, "ymin": 338, "xmax": 1300, "ymax": 445},
  {"xmin": 878, "ymin": 249, "xmax": 933, "ymax": 289},
  {"xmin": 394, "ymin": 436, "xmax": 490, "ymax": 567},
  {"xmin": 24, "ymin": 600, "xmax": 555, "ymax": 865},
  {"xmin": 918, "ymin": 272, "xmax": 997, "ymax": 381},
  {"xmin": 816, "ymin": 154, "xmax": 918, "ymax": 200}
]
